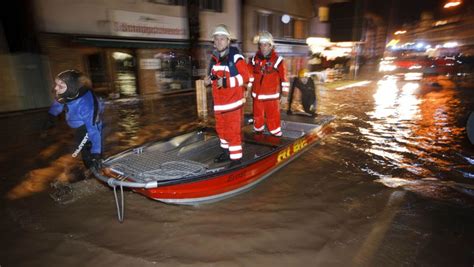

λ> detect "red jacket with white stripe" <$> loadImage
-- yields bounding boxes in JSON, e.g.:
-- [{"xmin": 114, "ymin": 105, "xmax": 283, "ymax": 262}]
[
  {"xmin": 248, "ymin": 49, "xmax": 289, "ymax": 100},
  {"xmin": 210, "ymin": 47, "xmax": 250, "ymax": 113}
]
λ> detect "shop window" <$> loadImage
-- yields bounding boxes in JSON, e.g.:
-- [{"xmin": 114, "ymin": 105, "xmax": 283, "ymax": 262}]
[
  {"xmin": 86, "ymin": 53, "xmax": 108, "ymax": 95},
  {"xmin": 154, "ymin": 50, "xmax": 192, "ymax": 92},
  {"xmin": 283, "ymin": 19, "xmax": 294, "ymax": 38},
  {"xmin": 199, "ymin": 0, "xmax": 222, "ymax": 12}
]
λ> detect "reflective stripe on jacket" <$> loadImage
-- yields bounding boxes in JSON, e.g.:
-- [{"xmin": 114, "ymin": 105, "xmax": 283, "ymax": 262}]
[
  {"xmin": 210, "ymin": 46, "xmax": 250, "ymax": 113},
  {"xmin": 248, "ymin": 49, "xmax": 289, "ymax": 100}
]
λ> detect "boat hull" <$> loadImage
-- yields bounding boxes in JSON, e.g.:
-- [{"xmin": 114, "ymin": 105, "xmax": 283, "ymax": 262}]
[{"xmin": 134, "ymin": 125, "xmax": 330, "ymax": 204}]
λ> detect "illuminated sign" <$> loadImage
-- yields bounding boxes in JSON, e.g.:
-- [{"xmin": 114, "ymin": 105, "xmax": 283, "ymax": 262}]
[{"xmin": 110, "ymin": 10, "xmax": 188, "ymax": 39}]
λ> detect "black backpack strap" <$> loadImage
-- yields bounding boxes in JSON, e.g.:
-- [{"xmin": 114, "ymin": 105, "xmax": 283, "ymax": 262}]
[{"xmin": 91, "ymin": 92, "xmax": 100, "ymax": 126}]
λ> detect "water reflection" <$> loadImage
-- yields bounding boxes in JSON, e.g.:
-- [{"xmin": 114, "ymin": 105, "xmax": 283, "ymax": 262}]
[
  {"xmin": 5, "ymin": 95, "xmax": 200, "ymax": 200},
  {"xmin": 363, "ymin": 74, "xmax": 472, "ymax": 197},
  {"xmin": 371, "ymin": 76, "xmax": 400, "ymax": 119},
  {"xmin": 364, "ymin": 76, "xmax": 421, "ymax": 168},
  {"xmin": 113, "ymin": 52, "xmax": 137, "ymax": 97},
  {"xmin": 399, "ymin": 83, "xmax": 421, "ymax": 121},
  {"xmin": 116, "ymin": 72, "xmax": 137, "ymax": 97}
]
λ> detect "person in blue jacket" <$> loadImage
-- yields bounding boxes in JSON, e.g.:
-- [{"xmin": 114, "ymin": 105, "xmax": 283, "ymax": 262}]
[{"xmin": 43, "ymin": 69, "xmax": 104, "ymax": 170}]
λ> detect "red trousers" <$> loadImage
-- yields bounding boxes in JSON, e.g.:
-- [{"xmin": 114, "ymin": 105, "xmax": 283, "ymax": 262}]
[
  {"xmin": 253, "ymin": 99, "xmax": 282, "ymax": 136},
  {"xmin": 215, "ymin": 108, "xmax": 242, "ymax": 160}
]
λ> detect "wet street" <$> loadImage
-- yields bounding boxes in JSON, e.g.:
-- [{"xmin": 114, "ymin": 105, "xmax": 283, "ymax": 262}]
[{"xmin": 1, "ymin": 75, "xmax": 474, "ymax": 266}]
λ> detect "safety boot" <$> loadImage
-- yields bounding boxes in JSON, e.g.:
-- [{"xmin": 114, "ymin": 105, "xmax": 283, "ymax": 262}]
[{"xmin": 214, "ymin": 149, "xmax": 230, "ymax": 163}]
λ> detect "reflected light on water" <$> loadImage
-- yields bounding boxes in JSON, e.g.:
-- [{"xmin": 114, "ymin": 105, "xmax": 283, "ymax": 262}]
[
  {"xmin": 372, "ymin": 77, "xmax": 399, "ymax": 119},
  {"xmin": 399, "ymin": 83, "xmax": 421, "ymax": 121},
  {"xmin": 401, "ymin": 82, "xmax": 419, "ymax": 93},
  {"xmin": 365, "ymin": 76, "xmax": 422, "ymax": 169},
  {"xmin": 116, "ymin": 72, "xmax": 137, "ymax": 96},
  {"xmin": 4, "ymin": 95, "xmax": 201, "ymax": 200},
  {"xmin": 415, "ymin": 89, "xmax": 463, "ymax": 153},
  {"xmin": 364, "ymin": 74, "xmax": 471, "ymax": 199},
  {"xmin": 335, "ymin": 80, "xmax": 371, "ymax": 90},
  {"xmin": 6, "ymin": 155, "xmax": 79, "ymax": 200},
  {"xmin": 371, "ymin": 77, "xmax": 421, "ymax": 125}
]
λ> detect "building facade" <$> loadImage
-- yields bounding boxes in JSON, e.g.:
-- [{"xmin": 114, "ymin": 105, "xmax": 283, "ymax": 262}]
[
  {"xmin": 242, "ymin": 0, "xmax": 316, "ymax": 78},
  {"xmin": 0, "ymin": 0, "xmax": 387, "ymax": 112},
  {"xmin": 34, "ymin": 0, "xmax": 240, "ymax": 99}
]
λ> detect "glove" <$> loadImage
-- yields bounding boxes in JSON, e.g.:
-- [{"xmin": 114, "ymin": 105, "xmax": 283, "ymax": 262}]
[
  {"xmin": 90, "ymin": 153, "xmax": 103, "ymax": 170},
  {"xmin": 43, "ymin": 114, "xmax": 57, "ymax": 130},
  {"xmin": 40, "ymin": 114, "xmax": 57, "ymax": 138}
]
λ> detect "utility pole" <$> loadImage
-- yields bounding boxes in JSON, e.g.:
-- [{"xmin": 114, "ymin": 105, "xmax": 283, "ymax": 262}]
[
  {"xmin": 186, "ymin": 0, "xmax": 201, "ymax": 83},
  {"xmin": 351, "ymin": 0, "xmax": 367, "ymax": 79}
]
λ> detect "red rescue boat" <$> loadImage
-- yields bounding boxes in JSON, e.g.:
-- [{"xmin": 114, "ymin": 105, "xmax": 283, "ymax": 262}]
[{"xmin": 93, "ymin": 114, "xmax": 333, "ymax": 221}]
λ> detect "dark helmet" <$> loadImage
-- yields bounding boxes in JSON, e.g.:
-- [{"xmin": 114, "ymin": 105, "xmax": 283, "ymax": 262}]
[{"xmin": 56, "ymin": 69, "xmax": 83, "ymax": 102}]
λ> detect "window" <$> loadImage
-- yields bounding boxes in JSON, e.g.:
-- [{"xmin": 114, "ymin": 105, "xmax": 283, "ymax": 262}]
[
  {"xmin": 146, "ymin": 0, "xmax": 186, "ymax": 5},
  {"xmin": 257, "ymin": 12, "xmax": 307, "ymax": 40},
  {"xmin": 86, "ymin": 53, "xmax": 110, "ymax": 96},
  {"xmin": 199, "ymin": 0, "xmax": 222, "ymax": 12},
  {"xmin": 257, "ymin": 12, "xmax": 273, "ymax": 33},
  {"xmin": 294, "ymin": 19, "xmax": 307, "ymax": 39},
  {"xmin": 272, "ymin": 15, "xmax": 282, "ymax": 38},
  {"xmin": 283, "ymin": 18, "xmax": 294, "ymax": 38},
  {"xmin": 87, "ymin": 53, "xmax": 107, "ymax": 84},
  {"xmin": 154, "ymin": 49, "xmax": 193, "ymax": 92},
  {"xmin": 145, "ymin": 0, "xmax": 222, "ymax": 12}
]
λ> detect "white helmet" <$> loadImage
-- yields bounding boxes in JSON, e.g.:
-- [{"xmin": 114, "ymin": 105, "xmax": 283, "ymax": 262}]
[
  {"xmin": 212, "ymin": 24, "xmax": 231, "ymax": 39},
  {"xmin": 258, "ymin": 31, "xmax": 274, "ymax": 46}
]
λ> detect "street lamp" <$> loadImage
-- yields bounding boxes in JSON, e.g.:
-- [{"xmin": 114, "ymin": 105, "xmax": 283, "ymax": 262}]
[
  {"xmin": 444, "ymin": 0, "xmax": 461, "ymax": 8},
  {"xmin": 281, "ymin": 14, "xmax": 291, "ymax": 24}
]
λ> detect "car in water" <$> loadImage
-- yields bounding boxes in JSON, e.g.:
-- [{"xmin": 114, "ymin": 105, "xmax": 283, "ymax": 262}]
[
  {"xmin": 431, "ymin": 56, "xmax": 459, "ymax": 75},
  {"xmin": 380, "ymin": 54, "xmax": 462, "ymax": 78},
  {"xmin": 379, "ymin": 56, "xmax": 431, "ymax": 73}
]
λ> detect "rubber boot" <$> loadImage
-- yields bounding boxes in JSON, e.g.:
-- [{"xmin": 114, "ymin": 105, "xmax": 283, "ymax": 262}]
[{"xmin": 214, "ymin": 149, "xmax": 230, "ymax": 163}]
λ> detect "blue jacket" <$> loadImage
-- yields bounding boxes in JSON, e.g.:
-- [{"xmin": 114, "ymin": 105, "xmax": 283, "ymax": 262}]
[{"xmin": 48, "ymin": 90, "xmax": 103, "ymax": 154}]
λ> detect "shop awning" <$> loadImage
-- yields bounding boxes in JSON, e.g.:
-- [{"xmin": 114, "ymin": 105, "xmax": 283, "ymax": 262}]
[{"xmin": 73, "ymin": 36, "xmax": 192, "ymax": 49}]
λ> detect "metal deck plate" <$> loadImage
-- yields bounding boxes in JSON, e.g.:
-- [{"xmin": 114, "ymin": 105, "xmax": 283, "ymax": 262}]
[{"xmin": 107, "ymin": 149, "xmax": 208, "ymax": 182}]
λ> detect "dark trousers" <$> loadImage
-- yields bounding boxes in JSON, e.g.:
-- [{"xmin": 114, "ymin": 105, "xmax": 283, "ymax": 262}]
[
  {"xmin": 74, "ymin": 125, "xmax": 93, "ymax": 168},
  {"xmin": 288, "ymin": 78, "xmax": 316, "ymax": 114}
]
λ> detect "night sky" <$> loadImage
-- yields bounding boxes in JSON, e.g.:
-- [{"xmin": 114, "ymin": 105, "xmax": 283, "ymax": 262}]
[{"xmin": 367, "ymin": 0, "xmax": 448, "ymax": 27}]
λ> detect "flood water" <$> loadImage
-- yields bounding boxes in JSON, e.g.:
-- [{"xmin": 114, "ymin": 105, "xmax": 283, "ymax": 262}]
[{"xmin": 1, "ymin": 75, "xmax": 474, "ymax": 266}]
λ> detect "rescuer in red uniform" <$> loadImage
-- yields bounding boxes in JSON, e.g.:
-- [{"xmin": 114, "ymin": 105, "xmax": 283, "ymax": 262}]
[
  {"xmin": 248, "ymin": 31, "xmax": 289, "ymax": 136},
  {"xmin": 204, "ymin": 24, "xmax": 250, "ymax": 166}
]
